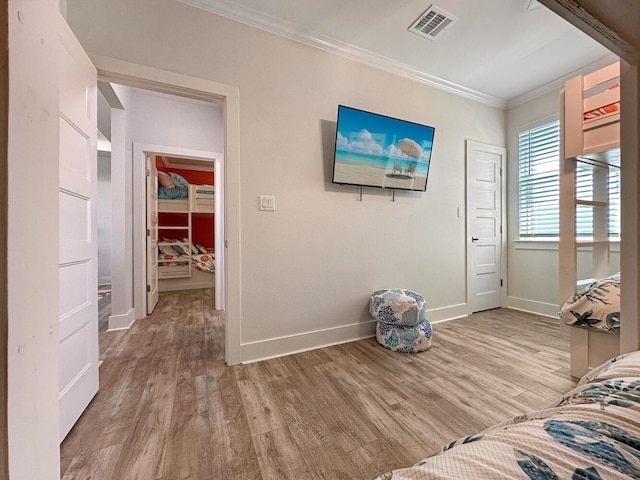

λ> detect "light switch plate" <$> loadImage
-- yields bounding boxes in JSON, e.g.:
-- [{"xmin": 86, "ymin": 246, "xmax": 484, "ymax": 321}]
[{"xmin": 259, "ymin": 195, "xmax": 276, "ymax": 211}]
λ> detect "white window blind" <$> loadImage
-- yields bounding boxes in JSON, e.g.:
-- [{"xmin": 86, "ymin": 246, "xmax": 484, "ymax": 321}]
[
  {"xmin": 518, "ymin": 120, "xmax": 620, "ymax": 237},
  {"xmin": 518, "ymin": 121, "xmax": 560, "ymax": 237}
]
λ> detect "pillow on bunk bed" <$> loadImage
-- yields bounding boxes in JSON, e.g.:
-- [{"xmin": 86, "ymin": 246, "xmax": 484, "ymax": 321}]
[
  {"xmin": 171, "ymin": 244, "xmax": 188, "ymax": 256},
  {"xmin": 158, "ymin": 245, "xmax": 176, "ymax": 256},
  {"xmin": 182, "ymin": 238, "xmax": 199, "ymax": 255},
  {"xmin": 158, "ymin": 171, "xmax": 179, "ymax": 188},
  {"xmin": 160, "ymin": 238, "xmax": 189, "ymax": 256},
  {"xmin": 169, "ymin": 172, "xmax": 189, "ymax": 187},
  {"xmin": 195, "ymin": 243, "xmax": 208, "ymax": 254}
]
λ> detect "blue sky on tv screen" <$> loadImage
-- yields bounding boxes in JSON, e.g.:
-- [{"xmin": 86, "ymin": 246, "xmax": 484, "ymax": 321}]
[{"xmin": 335, "ymin": 106, "xmax": 434, "ymax": 162}]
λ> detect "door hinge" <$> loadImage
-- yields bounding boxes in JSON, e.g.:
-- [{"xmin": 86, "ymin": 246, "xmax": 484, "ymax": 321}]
[
  {"xmin": 500, "ymin": 279, "xmax": 503, "ymax": 287},
  {"xmin": 147, "ymin": 285, "xmax": 151, "ymax": 293},
  {"xmin": 146, "ymin": 168, "xmax": 150, "ymax": 177},
  {"xmin": 499, "ymin": 167, "xmax": 503, "ymax": 176},
  {"xmin": 147, "ymin": 229, "xmax": 150, "ymax": 236},
  {"xmin": 225, "ymin": 240, "xmax": 228, "ymax": 248},
  {"xmin": 500, "ymin": 225, "xmax": 502, "ymax": 234}
]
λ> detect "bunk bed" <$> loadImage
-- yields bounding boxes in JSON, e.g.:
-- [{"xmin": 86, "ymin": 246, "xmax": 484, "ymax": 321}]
[
  {"xmin": 156, "ymin": 171, "xmax": 215, "ymax": 291},
  {"xmin": 158, "ymin": 240, "xmax": 215, "ymax": 275},
  {"xmin": 158, "ymin": 183, "xmax": 215, "ymax": 214},
  {"xmin": 559, "ymin": 61, "xmax": 621, "ymax": 378}
]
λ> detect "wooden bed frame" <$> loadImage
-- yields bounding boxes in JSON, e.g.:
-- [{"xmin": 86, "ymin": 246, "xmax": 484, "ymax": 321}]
[
  {"xmin": 158, "ymin": 268, "xmax": 214, "ymax": 292},
  {"xmin": 158, "ymin": 184, "xmax": 214, "ymax": 214},
  {"xmin": 157, "ymin": 183, "xmax": 215, "ymax": 291},
  {"xmin": 560, "ymin": 61, "xmax": 621, "ymax": 378}
]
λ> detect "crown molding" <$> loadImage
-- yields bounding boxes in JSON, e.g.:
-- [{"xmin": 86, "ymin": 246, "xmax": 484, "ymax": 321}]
[{"xmin": 178, "ymin": 0, "xmax": 508, "ymax": 109}]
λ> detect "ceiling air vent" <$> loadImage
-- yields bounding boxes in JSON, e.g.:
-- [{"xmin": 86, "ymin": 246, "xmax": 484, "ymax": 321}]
[{"xmin": 409, "ymin": 5, "xmax": 458, "ymax": 40}]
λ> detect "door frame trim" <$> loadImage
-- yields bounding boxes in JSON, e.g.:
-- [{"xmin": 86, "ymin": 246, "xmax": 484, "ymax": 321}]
[
  {"xmin": 133, "ymin": 143, "xmax": 224, "ymax": 314},
  {"xmin": 465, "ymin": 139, "xmax": 507, "ymax": 314},
  {"xmin": 93, "ymin": 54, "xmax": 241, "ymax": 365}
]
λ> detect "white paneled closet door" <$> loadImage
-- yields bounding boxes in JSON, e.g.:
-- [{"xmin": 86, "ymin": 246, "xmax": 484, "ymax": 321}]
[
  {"xmin": 466, "ymin": 140, "xmax": 506, "ymax": 313},
  {"xmin": 58, "ymin": 17, "xmax": 99, "ymax": 442},
  {"xmin": 146, "ymin": 154, "xmax": 159, "ymax": 314}
]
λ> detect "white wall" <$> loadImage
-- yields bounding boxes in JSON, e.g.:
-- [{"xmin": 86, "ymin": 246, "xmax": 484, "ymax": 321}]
[
  {"xmin": 127, "ymin": 87, "xmax": 223, "ymax": 152},
  {"xmin": 107, "ymin": 84, "xmax": 135, "ymax": 329},
  {"xmin": 97, "ymin": 88, "xmax": 111, "ymax": 140},
  {"xmin": 97, "ymin": 152, "xmax": 112, "ymax": 284},
  {"xmin": 506, "ymin": 89, "xmax": 620, "ymax": 316},
  {"xmin": 67, "ymin": 0, "xmax": 506, "ymax": 362}
]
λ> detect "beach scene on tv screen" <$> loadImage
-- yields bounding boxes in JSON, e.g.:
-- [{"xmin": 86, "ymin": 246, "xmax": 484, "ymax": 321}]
[{"xmin": 333, "ymin": 107, "xmax": 434, "ymax": 191}]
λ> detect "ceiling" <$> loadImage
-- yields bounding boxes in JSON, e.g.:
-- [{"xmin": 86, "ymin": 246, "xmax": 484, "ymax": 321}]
[{"xmin": 178, "ymin": 0, "xmax": 618, "ymax": 108}]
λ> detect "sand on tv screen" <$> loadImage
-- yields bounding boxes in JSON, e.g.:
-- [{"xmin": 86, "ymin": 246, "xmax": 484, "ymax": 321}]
[{"xmin": 332, "ymin": 105, "xmax": 435, "ymax": 192}]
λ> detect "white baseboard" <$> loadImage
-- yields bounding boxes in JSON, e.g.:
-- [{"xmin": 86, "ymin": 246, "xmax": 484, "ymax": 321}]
[
  {"xmin": 240, "ymin": 319, "xmax": 378, "ymax": 364},
  {"xmin": 428, "ymin": 303, "xmax": 469, "ymax": 324},
  {"xmin": 108, "ymin": 307, "xmax": 135, "ymax": 331},
  {"xmin": 159, "ymin": 281, "xmax": 214, "ymax": 292},
  {"xmin": 238, "ymin": 300, "xmax": 561, "ymax": 364},
  {"xmin": 506, "ymin": 296, "xmax": 559, "ymax": 318},
  {"xmin": 240, "ymin": 303, "xmax": 471, "ymax": 364}
]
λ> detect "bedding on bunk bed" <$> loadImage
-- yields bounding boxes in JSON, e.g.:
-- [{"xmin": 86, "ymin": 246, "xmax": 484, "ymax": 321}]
[
  {"xmin": 158, "ymin": 171, "xmax": 189, "ymax": 199},
  {"xmin": 584, "ymin": 101, "xmax": 620, "ymax": 120},
  {"xmin": 375, "ymin": 350, "xmax": 640, "ymax": 480},
  {"xmin": 560, "ymin": 273, "xmax": 620, "ymax": 333},
  {"xmin": 158, "ymin": 238, "xmax": 215, "ymax": 273},
  {"xmin": 157, "ymin": 171, "xmax": 214, "ymax": 200},
  {"xmin": 191, "ymin": 253, "xmax": 215, "ymax": 273},
  {"xmin": 158, "ymin": 253, "xmax": 215, "ymax": 273},
  {"xmin": 583, "ymin": 83, "xmax": 620, "ymax": 121}
]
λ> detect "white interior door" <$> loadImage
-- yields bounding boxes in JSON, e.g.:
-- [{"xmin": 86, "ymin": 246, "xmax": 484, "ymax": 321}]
[
  {"xmin": 146, "ymin": 154, "xmax": 159, "ymax": 314},
  {"xmin": 466, "ymin": 140, "xmax": 506, "ymax": 313},
  {"xmin": 58, "ymin": 20, "xmax": 99, "ymax": 441}
]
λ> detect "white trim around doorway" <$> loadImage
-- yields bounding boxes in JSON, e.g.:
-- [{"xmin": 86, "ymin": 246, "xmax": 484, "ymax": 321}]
[
  {"xmin": 92, "ymin": 54, "xmax": 242, "ymax": 365},
  {"xmin": 132, "ymin": 143, "xmax": 224, "ymax": 316}
]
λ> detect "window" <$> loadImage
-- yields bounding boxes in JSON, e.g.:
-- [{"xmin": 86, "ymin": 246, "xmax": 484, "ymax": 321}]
[
  {"xmin": 518, "ymin": 120, "xmax": 560, "ymax": 237},
  {"xmin": 518, "ymin": 120, "xmax": 620, "ymax": 238}
]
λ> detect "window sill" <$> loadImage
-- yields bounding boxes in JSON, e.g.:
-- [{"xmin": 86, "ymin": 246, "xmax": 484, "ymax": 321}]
[
  {"xmin": 514, "ymin": 238, "xmax": 620, "ymax": 251},
  {"xmin": 513, "ymin": 239, "xmax": 559, "ymax": 250}
]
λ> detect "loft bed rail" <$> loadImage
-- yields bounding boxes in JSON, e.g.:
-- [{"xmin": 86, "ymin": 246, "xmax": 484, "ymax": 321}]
[
  {"xmin": 158, "ymin": 184, "xmax": 214, "ymax": 214},
  {"xmin": 564, "ymin": 61, "xmax": 620, "ymax": 164}
]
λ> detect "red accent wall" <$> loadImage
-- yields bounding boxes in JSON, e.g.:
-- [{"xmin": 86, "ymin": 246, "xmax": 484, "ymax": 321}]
[{"xmin": 157, "ymin": 157, "xmax": 214, "ymax": 249}]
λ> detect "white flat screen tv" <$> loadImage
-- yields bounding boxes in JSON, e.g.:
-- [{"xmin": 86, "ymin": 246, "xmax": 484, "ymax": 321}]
[{"xmin": 332, "ymin": 105, "xmax": 435, "ymax": 192}]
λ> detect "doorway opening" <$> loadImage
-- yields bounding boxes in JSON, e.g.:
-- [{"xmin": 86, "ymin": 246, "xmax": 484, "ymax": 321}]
[
  {"xmin": 93, "ymin": 60, "xmax": 241, "ymax": 366},
  {"xmin": 94, "ymin": 75, "xmax": 235, "ymax": 356},
  {"xmin": 141, "ymin": 148, "xmax": 223, "ymax": 315}
]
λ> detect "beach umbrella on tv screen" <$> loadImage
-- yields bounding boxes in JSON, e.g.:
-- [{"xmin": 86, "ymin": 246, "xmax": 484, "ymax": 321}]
[{"xmin": 398, "ymin": 138, "xmax": 423, "ymax": 159}]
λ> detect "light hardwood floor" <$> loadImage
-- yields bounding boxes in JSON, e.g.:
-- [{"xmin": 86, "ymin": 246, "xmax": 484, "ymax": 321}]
[{"xmin": 61, "ymin": 289, "xmax": 575, "ymax": 479}]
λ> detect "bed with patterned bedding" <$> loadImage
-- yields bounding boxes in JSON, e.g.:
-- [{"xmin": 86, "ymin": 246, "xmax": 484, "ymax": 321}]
[
  {"xmin": 158, "ymin": 252, "xmax": 215, "ymax": 273},
  {"xmin": 560, "ymin": 273, "xmax": 620, "ymax": 332},
  {"xmin": 375, "ymin": 350, "xmax": 640, "ymax": 479}
]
